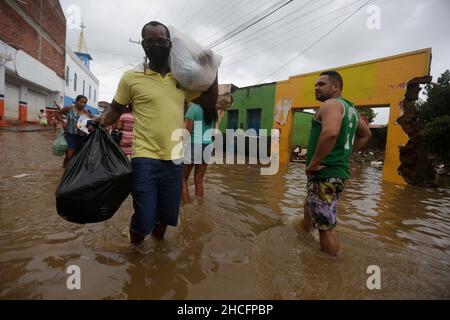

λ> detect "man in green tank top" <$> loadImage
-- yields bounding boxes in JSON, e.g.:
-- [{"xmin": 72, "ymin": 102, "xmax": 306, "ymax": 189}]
[{"xmin": 303, "ymin": 71, "xmax": 372, "ymax": 256}]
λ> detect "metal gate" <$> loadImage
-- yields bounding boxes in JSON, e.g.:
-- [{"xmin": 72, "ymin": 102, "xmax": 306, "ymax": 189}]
[
  {"xmin": 28, "ymin": 90, "xmax": 48, "ymax": 122},
  {"xmin": 4, "ymin": 82, "xmax": 19, "ymax": 121}
]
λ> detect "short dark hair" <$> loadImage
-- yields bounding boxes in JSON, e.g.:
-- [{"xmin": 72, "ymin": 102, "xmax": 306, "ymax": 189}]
[
  {"xmin": 320, "ymin": 71, "xmax": 344, "ymax": 90},
  {"xmin": 76, "ymin": 95, "xmax": 87, "ymax": 102},
  {"xmin": 141, "ymin": 21, "xmax": 170, "ymax": 39}
]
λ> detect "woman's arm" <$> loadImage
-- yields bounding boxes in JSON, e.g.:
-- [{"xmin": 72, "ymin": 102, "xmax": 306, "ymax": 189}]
[
  {"xmin": 53, "ymin": 100, "xmax": 62, "ymax": 110},
  {"xmin": 55, "ymin": 106, "xmax": 70, "ymax": 122},
  {"xmin": 184, "ymin": 119, "xmax": 194, "ymax": 145}
]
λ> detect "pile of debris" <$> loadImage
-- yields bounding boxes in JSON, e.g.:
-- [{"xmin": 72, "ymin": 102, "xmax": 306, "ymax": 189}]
[
  {"xmin": 291, "ymin": 148, "xmax": 386, "ymax": 167},
  {"xmin": 435, "ymin": 164, "xmax": 450, "ymax": 188},
  {"xmin": 351, "ymin": 149, "xmax": 385, "ymax": 163},
  {"xmin": 291, "ymin": 146, "xmax": 307, "ymax": 163}
]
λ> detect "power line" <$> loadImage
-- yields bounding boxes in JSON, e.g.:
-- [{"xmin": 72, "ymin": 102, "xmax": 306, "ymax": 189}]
[
  {"xmin": 188, "ymin": 0, "xmax": 242, "ymax": 37},
  {"xmin": 258, "ymin": 0, "xmax": 374, "ymax": 83},
  {"xmin": 172, "ymin": 0, "xmax": 191, "ymax": 24},
  {"xmin": 178, "ymin": 0, "xmax": 207, "ymax": 29},
  {"xmin": 178, "ymin": 0, "xmax": 236, "ymax": 32},
  {"xmin": 199, "ymin": 0, "xmax": 276, "ymax": 45},
  {"xmin": 219, "ymin": 6, "xmax": 359, "ymax": 68},
  {"xmin": 218, "ymin": 0, "xmax": 363, "ymax": 59},
  {"xmin": 67, "ymin": 43, "xmax": 141, "ymax": 59},
  {"xmin": 215, "ymin": 0, "xmax": 327, "ymax": 52},
  {"xmin": 96, "ymin": 59, "xmax": 142, "ymax": 76},
  {"xmin": 154, "ymin": 0, "xmax": 169, "ymax": 20},
  {"xmin": 208, "ymin": 0, "xmax": 296, "ymax": 49}
]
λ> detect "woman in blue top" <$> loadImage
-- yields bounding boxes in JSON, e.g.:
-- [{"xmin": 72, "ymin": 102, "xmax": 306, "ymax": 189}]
[
  {"xmin": 55, "ymin": 95, "xmax": 90, "ymax": 168},
  {"xmin": 182, "ymin": 102, "xmax": 218, "ymax": 204}
]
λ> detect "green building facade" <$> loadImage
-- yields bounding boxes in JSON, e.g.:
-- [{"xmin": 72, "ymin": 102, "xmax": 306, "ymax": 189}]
[
  {"xmin": 219, "ymin": 83, "xmax": 314, "ymax": 148},
  {"xmin": 291, "ymin": 111, "xmax": 314, "ymax": 148},
  {"xmin": 219, "ymin": 83, "xmax": 277, "ymax": 135}
]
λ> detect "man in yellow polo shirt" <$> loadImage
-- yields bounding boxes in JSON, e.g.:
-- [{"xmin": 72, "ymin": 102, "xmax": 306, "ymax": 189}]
[{"xmin": 98, "ymin": 21, "xmax": 218, "ymax": 246}]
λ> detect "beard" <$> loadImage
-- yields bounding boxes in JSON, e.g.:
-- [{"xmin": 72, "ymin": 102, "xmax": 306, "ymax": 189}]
[
  {"xmin": 315, "ymin": 92, "xmax": 331, "ymax": 102},
  {"xmin": 316, "ymin": 94, "xmax": 325, "ymax": 102}
]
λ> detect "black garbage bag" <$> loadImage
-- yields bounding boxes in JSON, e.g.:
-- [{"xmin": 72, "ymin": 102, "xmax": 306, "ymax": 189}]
[{"xmin": 56, "ymin": 126, "xmax": 132, "ymax": 224}]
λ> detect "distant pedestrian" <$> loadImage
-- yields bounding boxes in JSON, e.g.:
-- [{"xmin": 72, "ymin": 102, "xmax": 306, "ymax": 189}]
[
  {"xmin": 48, "ymin": 110, "xmax": 58, "ymax": 133},
  {"xmin": 39, "ymin": 109, "xmax": 48, "ymax": 127},
  {"xmin": 55, "ymin": 95, "xmax": 90, "ymax": 168}
]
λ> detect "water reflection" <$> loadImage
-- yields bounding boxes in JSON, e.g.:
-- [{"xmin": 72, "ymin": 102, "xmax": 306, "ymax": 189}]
[{"xmin": 0, "ymin": 131, "xmax": 449, "ymax": 299}]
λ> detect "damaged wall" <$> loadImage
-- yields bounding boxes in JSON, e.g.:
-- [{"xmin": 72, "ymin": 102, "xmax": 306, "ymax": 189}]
[
  {"xmin": 397, "ymin": 76, "xmax": 434, "ymax": 185},
  {"xmin": 216, "ymin": 84, "xmax": 238, "ymax": 126}
]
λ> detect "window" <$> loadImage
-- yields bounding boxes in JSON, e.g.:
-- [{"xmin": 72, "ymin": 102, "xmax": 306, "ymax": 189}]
[
  {"xmin": 247, "ymin": 109, "xmax": 262, "ymax": 134},
  {"xmin": 94, "ymin": 89, "xmax": 96, "ymax": 103},
  {"xmin": 83, "ymin": 80, "xmax": 85, "ymax": 95},
  {"xmin": 74, "ymin": 73, "xmax": 77, "ymax": 91},
  {"xmin": 66, "ymin": 67, "xmax": 69, "ymax": 86},
  {"xmin": 227, "ymin": 110, "xmax": 239, "ymax": 130},
  {"xmin": 89, "ymin": 85, "xmax": 91, "ymax": 99}
]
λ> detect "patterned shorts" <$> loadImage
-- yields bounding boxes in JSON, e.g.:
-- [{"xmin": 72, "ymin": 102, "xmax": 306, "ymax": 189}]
[{"xmin": 306, "ymin": 178, "xmax": 345, "ymax": 231}]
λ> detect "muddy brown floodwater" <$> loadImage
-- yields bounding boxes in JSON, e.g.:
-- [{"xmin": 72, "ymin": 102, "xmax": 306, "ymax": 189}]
[{"xmin": 0, "ymin": 130, "xmax": 449, "ymax": 299}]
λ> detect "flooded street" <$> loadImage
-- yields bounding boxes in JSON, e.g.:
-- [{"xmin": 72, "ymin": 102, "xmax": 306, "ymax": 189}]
[{"xmin": 1, "ymin": 129, "xmax": 449, "ymax": 299}]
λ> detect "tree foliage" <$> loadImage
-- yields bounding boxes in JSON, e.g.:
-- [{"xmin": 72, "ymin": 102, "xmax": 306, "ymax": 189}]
[
  {"xmin": 417, "ymin": 70, "xmax": 450, "ymax": 162},
  {"xmin": 359, "ymin": 108, "xmax": 377, "ymax": 124},
  {"xmin": 424, "ymin": 116, "xmax": 450, "ymax": 163},
  {"xmin": 417, "ymin": 70, "xmax": 450, "ymax": 125}
]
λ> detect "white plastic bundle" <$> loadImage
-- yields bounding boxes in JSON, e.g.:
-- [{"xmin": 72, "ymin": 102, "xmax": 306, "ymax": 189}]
[{"xmin": 168, "ymin": 26, "xmax": 222, "ymax": 92}]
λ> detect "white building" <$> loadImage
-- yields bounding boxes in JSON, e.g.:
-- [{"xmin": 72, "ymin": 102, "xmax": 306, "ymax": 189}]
[
  {"xmin": 0, "ymin": 40, "xmax": 65, "ymax": 124},
  {"xmin": 0, "ymin": 1, "xmax": 100, "ymax": 124},
  {"xmin": 64, "ymin": 28, "xmax": 99, "ymax": 115},
  {"xmin": 0, "ymin": 0, "xmax": 66, "ymax": 125}
]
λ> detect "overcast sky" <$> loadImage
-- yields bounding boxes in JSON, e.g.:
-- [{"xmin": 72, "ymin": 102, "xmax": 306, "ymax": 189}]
[{"xmin": 60, "ymin": 0, "xmax": 450, "ymax": 124}]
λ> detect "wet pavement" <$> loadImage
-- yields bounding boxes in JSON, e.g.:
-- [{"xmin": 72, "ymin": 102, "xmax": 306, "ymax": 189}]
[{"xmin": 0, "ymin": 130, "xmax": 449, "ymax": 299}]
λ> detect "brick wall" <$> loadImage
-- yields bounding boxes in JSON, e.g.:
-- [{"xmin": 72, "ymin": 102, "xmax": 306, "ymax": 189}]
[{"xmin": 0, "ymin": 0, "xmax": 66, "ymax": 78}]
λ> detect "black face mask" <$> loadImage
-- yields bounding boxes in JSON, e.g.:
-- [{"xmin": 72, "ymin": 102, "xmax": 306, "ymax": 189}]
[{"xmin": 143, "ymin": 46, "xmax": 170, "ymax": 68}]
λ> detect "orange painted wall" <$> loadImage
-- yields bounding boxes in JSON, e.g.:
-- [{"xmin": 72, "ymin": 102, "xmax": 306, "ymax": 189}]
[
  {"xmin": 273, "ymin": 48, "xmax": 432, "ymax": 185},
  {"xmin": 19, "ymin": 104, "xmax": 27, "ymax": 123},
  {"xmin": 0, "ymin": 97, "xmax": 6, "ymax": 126}
]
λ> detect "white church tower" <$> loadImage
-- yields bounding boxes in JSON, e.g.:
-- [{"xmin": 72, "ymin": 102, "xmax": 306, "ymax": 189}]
[{"xmin": 64, "ymin": 23, "xmax": 99, "ymax": 114}]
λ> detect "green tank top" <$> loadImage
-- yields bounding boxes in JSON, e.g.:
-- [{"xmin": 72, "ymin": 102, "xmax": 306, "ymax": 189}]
[{"xmin": 306, "ymin": 97, "xmax": 359, "ymax": 179}]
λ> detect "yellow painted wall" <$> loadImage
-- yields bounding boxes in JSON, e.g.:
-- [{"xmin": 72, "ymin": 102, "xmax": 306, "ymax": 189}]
[{"xmin": 273, "ymin": 48, "xmax": 432, "ymax": 185}]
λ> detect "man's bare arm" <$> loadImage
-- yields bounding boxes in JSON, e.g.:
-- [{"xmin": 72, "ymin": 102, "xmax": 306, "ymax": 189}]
[
  {"xmin": 353, "ymin": 115, "xmax": 372, "ymax": 153},
  {"xmin": 98, "ymin": 100, "xmax": 127, "ymax": 127}
]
